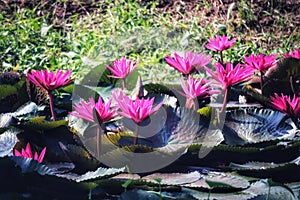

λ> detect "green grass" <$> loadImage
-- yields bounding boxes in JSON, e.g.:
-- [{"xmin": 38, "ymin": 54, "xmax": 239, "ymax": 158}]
[{"xmin": 0, "ymin": 1, "xmax": 299, "ymax": 83}]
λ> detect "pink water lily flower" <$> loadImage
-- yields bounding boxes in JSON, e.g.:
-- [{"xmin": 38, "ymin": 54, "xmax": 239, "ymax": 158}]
[
  {"xmin": 26, "ymin": 69, "xmax": 73, "ymax": 121},
  {"xmin": 205, "ymin": 35, "xmax": 235, "ymax": 52},
  {"xmin": 244, "ymin": 53, "xmax": 278, "ymax": 91},
  {"xmin": 112, "ymin": 90, "xmax": 163, "ymax": 124},
  {"xmin": 106, "ymin": 57, "xmax": 138, "ymax": 79},
  {"xmin": 165, "ymin": 51, "xmax": 212, "ymax": 75},
  {"xmin": 106, "ymin": 57, "xmax": 138, "ymax": 89},
  {"xmin": 112, "ymin": 89, "xmax": 163, "ymax": 145},
  {"xmin": 205, "ymin": 62, "xmax": 254, "ymax": 112},
  {"xmin": 14, "ymin": 143, "xmax": 46, "ymax": 163},
  {"xmin": 180, "ymin": 75, "xmax": 220, "ymax": 109},
  {"xmin": 27, "ymin": 69, "xmax": 73, "ymax": 91},
  {"xmin": 70, "ymin": 97, "xmax": 116, "ymax": 158},
  {"xmin": 282, "ymin": 48, "xmax": 300, "ymax": 59},
  {"xmin": 270, "ymin": 93, "xmax": 300, "ymax": 117},
  {"xmin": 70, "ymin": 97, "xmax": 117, "ymax": 124},
  {"xmin": 205, "ymin": 62, "xmax": 254, "ymax": 90},
  {"xmin": 244, "ymin": 53, "xmax": 278, "ymax": 72}
]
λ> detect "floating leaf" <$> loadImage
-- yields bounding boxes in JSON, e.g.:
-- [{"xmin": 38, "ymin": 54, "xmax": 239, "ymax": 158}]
[
  {"xmin": 230, "ymin": 161, "xmax": 300, "ymax": 183},
  {"xmin": 184, "ymin": 179, "xmax": 297, "ymax": 200},
  {"xmin": 59, "ymin": 143, "xmax": 100, "ymax": 172},
  {"xmin": 0, "ymin": 113, "xmax": 15, "ymax": 128},
  {"xmin": 74, "ymin": 166, "xmax": 125, "ymax": 182},
  {"xmin": 143, "ymin": 171, "xmax": 201, "ymax": 185},
  {"xmin": 0, "ymin": 84, "xmax": 17, "ymax": 100},
  {"xmin": 12, "ymin": 101, "xmax": 39, "ymax": 117},
  {"xmin": 0, "ymin": 129, "xmax": 20, "ymax": 157},
  {"xmin": 230, "ymin": 161, "xmax": 286, "ymax": 170},
  {"xmin": 111, "ymin": 173, "xmax": 141, "ymax": 180},
  {"xmin": 10, "ymin": 156, "xmax": 53, "ymax": 175},
  {"xmin": 21, "ymin": 116, "xmax": 68, "ymax": 130},
  {"xmin": 50, "ymin": 166, "xmax": 125, "ymax": 183},
  {"xmin": 120, "ymin": 189, "xmax": 161, "ymax": 200},
  {"xmin": 205, "ymin": 172, "xmax": 250, "ymax": 189},
  {"xmin": 46, "ymin": 162, "xmax": 75, "ymax": 175},
  {"xmin": 0, "ymin": 72, "xmax": 21, "ymax": 85},
  {"xmin": 223, "ymin": 108, "xmax": 297, "ymax": 145},
  {"xmin": 144, "ymin": 83, "xmax": 178, "ymax": 97},
  {"xmin": 68, "ymin": 115, "xmax": 90, "ymax": 136}
]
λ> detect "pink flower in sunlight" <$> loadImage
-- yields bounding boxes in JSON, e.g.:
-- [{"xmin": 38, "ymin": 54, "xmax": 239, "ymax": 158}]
[
  {"xmin": 112, "ymin": 90, "xmax": 163, "ymax": 123},
  {"xmin": 26, "ymin": 70, "xmax": 73, "ymax": 91},
  {"xmin": 70, "ymin": 97, "xmax": 117, "ymax": 124},
  {"xmin": 205, "ymin": 62, "xmax": 254, "ymax": 90},
  {"xmin": 14, "ymin": 143, "xmax": 46, "ymax": 163},
  {"xmin": 180, "ymin": 75, "xmax": 219, "ymax": 99},
  {"xmin": 270, "ymin": 93, "xmax": 300, "ymax": 117},
  {"xmin": 244, "ymin": 53, "xmax": 278, "ymax": 72},
  {"xmin": 106, "ymin": 57, "xmax": 138, "ymax": 79},
  {"xmin": 282, "ymin": 48, "xmax": 300, "ymax": 59},
  {"xmin": 205, "ymin": 35, "xmax": 235, "ymax": 52},
  {"xmin": 165, "ymin": 51, "xmax": 212, "ymax": 74}
]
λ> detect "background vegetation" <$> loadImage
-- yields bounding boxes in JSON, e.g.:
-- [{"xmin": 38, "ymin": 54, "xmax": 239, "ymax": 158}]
[{"xmin": 0, "ymin": 0, "xmax": 299, "ymax": 83}]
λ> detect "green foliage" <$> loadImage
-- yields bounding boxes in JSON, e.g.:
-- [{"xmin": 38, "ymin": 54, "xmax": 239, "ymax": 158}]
[{"xmin": 0, "ymin": 84, "xmax": 17, "ymax": 100}]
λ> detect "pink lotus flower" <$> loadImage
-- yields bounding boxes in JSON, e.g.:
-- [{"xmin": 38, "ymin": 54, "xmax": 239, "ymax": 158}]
[
  {"xmin": 26, "ymin": 70, "xmax": 73, "ymax": 91},
  {"xmin": 180, "ymin": 75, "xmax": 219, "ymax": 109},
  {"xmin": 70, "ymin": 97, "xmax": 117, "ymax": 124},
  {"xmin": 205, "ymin": 35, "xmax": 235, "ymax": 52},
  {"xmin": 14, "ymin": 143, "xmax": 46, "ymax": 163},
  {"xmin": 205, "ymin": 62, "xmax": 254, "ymax": 112},
  {"xmin": 244, "ymin": 53, "xmax": 278, "ymax": 72},
  {"xmin": 112, "ymin": 90, "xmax": 163, "ymax": 124},
  {"xmin": 165, "ymin": 51, "xmax": 212, "ymax": 75},
  {"xmin": 205, "ymin": 62, "xmax": 254, "ymax": 90},
  {"xmin": 270, "ymin": 93, "xmax": 300, "ymax": 117},
  {"xmin": 282, "ymin": 48, "xmax": 300, "ymax": 59}
]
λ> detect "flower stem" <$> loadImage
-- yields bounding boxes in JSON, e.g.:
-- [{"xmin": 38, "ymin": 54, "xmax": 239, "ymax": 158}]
[
  {"xmin": 220, "ymin": 89, "xmax": 228, "ymax": 113},
  {"xmin": 97, "ymin": 126, "xmax": 102, "ymax": 159},
  {"xmin": 48, "ymin": 91, "xmax": 56, "ymax": 121},
  {"xmin": 134, "ymin": 123, "xmax": 139, "ymax": 145},
  {"xmin": 185, "ymin": 98, "xmax": 196, "ymax": 110},
  {"xmin": 122, "ymin": 78, "xmax": 127, "ymax": 90},
  {"xmin": 260, "ymin": 71, "xmax": 264, "ymax": 93},
  {"xmin": 290, "ymin": 76, "xmax": 296, "ymax": 95},
  {"xmin": 220, "ymin": 51, "xmax": 224, "ymax": 67}
]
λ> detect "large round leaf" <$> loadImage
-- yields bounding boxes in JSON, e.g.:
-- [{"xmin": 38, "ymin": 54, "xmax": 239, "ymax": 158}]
[{"xmin": 223, "ymin": 108, "xmax": 297, "ymax": 145}]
